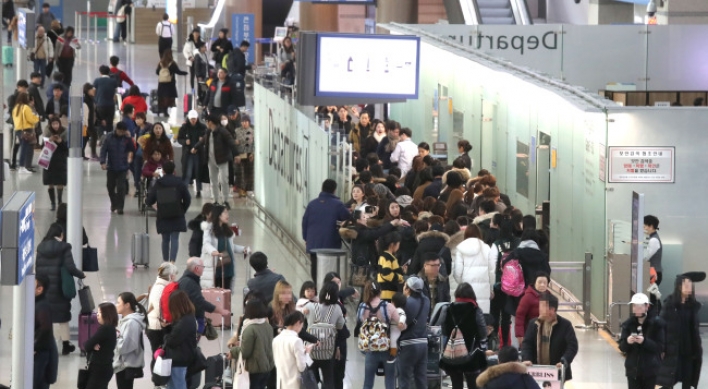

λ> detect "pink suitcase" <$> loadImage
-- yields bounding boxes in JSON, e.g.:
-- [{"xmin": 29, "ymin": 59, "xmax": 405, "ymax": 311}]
[
  {"xmin": 202, "ymin": 256, "xmax": 231, "ymax": 327},
  {"xmin": 78, "ymin": 312, "xmax": 99, "ymax": 356}
]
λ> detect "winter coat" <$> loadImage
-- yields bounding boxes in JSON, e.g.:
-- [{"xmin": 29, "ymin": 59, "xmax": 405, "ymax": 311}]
[
  {"xmin": 234, "ymin": 125, "xmax": 254, "ymax": 155},
  {"xmin": 515, "ymin": 286, "xmax": 541, "ymax": 339},
  {"xmin": 439, "ymin": 301, "xmax": 487, "ymax": 372},
  {"xmin": 12, "ymin": 104, "xmax": 39, "ymax": 131},
  {"xmin": 28, "ymin": 83, "xmax": 45, "ymax": 118},
  {"xmin": 412, "ymin": 181, "xmax": 431, "ymax": 202},
  {"xmin": 211, "ymin": 37, "xmax": 233, "ymax": 66},
  {"xmin": 339, "ymin": 222, "xmax": 395, "ymax": 268},
  {"xmin": 206, "ymin": 76, "xmax": 238, "ymax": 112},
  {"xmin": 521, "ymin": 315, "xmax": 578, "ymax": 380},
  {"xmin": 177, "ymin": 120, "xmax": 207, "ymax": 171},
  {"xmin": 84, "ymin": 324, "xmax": 117, "ymax": 366},
  {"xmin": 377, "ymin": 251, "xmax": 404, "ymax": 301},
  {"xmin": 99, "ymin": 131, "xmax": 135, "ymax": 171},
  {"xmin": 188, "ymin": 214, "xmax": 208, "ymax": 257},
  {"xmin": 139, "ymin": 135, "xmax": 174, "ymax": 162},
  {"xmin": 409, "ymin": 230, "xmax": 450, "ymax": 276},
  {"xmin": 422, "ymin": 177, "xmax": 443, "ymax": 199},
  {"xmin": 302, "ymin": 192, "xmax": 351, "ymax": 252},
  {"xmin": 515, "ymin": 240, "xmax": 551, "ymax": 287},
  {"xmin": 272, "ymin": 329, "xmax": 308, "ymax": 389},
  {"xmin": 419, "ymin": 272, "xmax": 451, "ymax": 310},
  {"xmin": 147, "ymin": 278, "xmax": 170, "ymax": 330},
  {"xmin": 156, "ymin": 61, "xmax": 188, "ymax": 99},
  {"xmin": 397, "ymin": 226, "xmax": 418, "ymax": 266},
  {"xmin": 41, "ymin": 126, "xmax": 68, "ymax": 186},
  {"xmin": 246, "ymin": 269, "xmax": 286, "ymax": 303},
  {"xmin": 113, "ymin": 312, "xmax": 146, "ymax": 373},
  {"xmin": 229, "ymin": 321, "xmax": 275, "ymax": 374},
  {"xmin": 475, "ymin": 362, "xmax": 541, "ymax": 389},
  {"xmin": 164, "ymin": 313, "xmax": 197, "ymax": 366},
  {"xmin": 619, "ymin": 314, "xmax": 664, "ymax": 379},
  {"xmin": 361, "ymin": 134, "xmax": 381, "ymax": 159},
  {"xmin": 201, "ymin": 222, "xmax": 245, "ymax": 288},
  {"xmin": 656, "ymin": 296, "xmax": 702, "ymax": 387},
  {"xmin": 440, "ymin": 230, "xmax": 465, "ymax": 288},
  {"xmin": 145, "ymin": 174, "xmax": 191, "ymax": 234},
  {"xmin": 195, "ymin": 126, "xmax": 238, "ymax": 165},
  {"xmin": 453, "ymin": 237, "xmax": 494, "ymax": 313},
  {"xmin": 35, "ymin": 239, "xmax": 85, "ymax": 323},
  {"xmin": 178, "ymin": 270, "xmax": 215, "ymax": 319}
]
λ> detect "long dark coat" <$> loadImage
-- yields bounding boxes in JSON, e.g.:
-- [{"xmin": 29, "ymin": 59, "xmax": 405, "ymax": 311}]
[{"xmin": 35, "ymin": 239, "xmax": 85, "ymax": 323}]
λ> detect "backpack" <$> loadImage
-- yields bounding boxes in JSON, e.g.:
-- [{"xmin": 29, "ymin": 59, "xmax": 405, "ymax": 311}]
[
  {"xmin": 159, "ymin": 282, "xmax": 179, "ymax": 324},
  {"xmin": 221, "ymin": 54, "xmax": 230, "ymax": 70},
  {"xmin": 440, "ymin": 309, "xmax": 486, "ymax": 369},
  {"xmin": 500, "ymin": 251, "xmax": 525, "ymax": 297},
  {"xmin": 156, "ymin": 186, "xmax": 182, "ymax": 219},
  {"xmin": 307, "ymin": 304, "xmax": 337, "ymax": 360},
  {"xmin": 357, "ymin": 302, "xmax": 390, "ymax": 352},
  {"xmin": 158, "ymin": 63, "xmax": 172, "ymax": 83},
  {"xmin": 109, "ymin": 70, "xmax": 122, "ymax": 85}
]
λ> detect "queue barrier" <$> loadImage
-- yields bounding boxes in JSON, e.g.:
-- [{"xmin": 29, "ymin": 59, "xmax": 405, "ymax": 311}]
[
  {"xmin": 548, "ymin": 252, "xmax": 594, "ymax": 328},
  {"xmin": 74, "ymin": 10, "xmax": 135, "ymax": 45}
]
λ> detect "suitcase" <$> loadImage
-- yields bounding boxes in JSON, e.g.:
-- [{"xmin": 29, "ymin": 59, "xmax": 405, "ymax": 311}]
[
  {"xmin": 78, "ymin": 312, "xmax": 99, "ymax": 356},
  {"xmin": 427, "ymin": 325, "xmax": 443, "ymax": 389},
  {"xmin": 2, "ymin": 46, "xmax": 13, "ymax": 67},
  {"xmin": 203, "ymin": 315, "xmax": 234, "ymax": 389},
  {"xmin": 203, "ymin": 256, "xmax": 231, "ymax": 327},
  {"xmin": 183, "ymin": 92, "xmax": 194, "ymax": 115},
  {"xmin": 132, "ymin": 210, "xmax": 150, "ymax": 268}
]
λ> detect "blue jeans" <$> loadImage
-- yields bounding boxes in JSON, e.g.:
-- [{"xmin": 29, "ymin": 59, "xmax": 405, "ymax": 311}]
[
  {"xmin": 183, "ymin": 153, "xmax": 202, "ymax": 191},
  {"xmin": 161, "ymin": 231, "xmax": 180, "ymax": 262},
  {"xmin": 18, "ymin": 131, "xmax": 34, "ymax": 169},
  {"xmin": 398, "ymin": 343, "xmax": 427, "ymax": 389},
  {"xmin": 33, "ymin": 58, "xmax": 47, "ymax": 86},
  {"xmin": 363, "ymin": 351, "xmax": 396, "ymax": 389},
  {"xmin": 167, "ymin": 366, "xmax": 187, "ymax": 389}
]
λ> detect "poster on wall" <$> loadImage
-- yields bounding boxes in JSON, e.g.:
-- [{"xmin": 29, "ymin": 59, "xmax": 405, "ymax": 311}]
[
  {"xmin": 527, "ymin": 365, "xmax": 564, "ymax": 389},
  {"xmin": 608, "ymin": 146, "xmax": 675, "ymax": 183},
  {"xmin": 231, "ymin": 14, "xmax": 255, "ymax": 64}
]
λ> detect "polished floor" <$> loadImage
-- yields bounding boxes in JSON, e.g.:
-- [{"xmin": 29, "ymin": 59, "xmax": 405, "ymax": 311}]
[{"xmin": 0, "ymin": 34, "xmax": 705, "ymax": 389}]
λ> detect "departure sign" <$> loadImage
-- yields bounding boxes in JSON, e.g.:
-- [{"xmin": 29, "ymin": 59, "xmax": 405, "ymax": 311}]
[{"xmin": 316, "ymin": 34, "xmax": 420, "ymax": 99}]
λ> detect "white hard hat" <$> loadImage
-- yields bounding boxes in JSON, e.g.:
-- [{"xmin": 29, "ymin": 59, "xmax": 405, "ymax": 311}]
[{"xmin": 629, "ymin": 293, "xmax": 651, "ymax": 305}]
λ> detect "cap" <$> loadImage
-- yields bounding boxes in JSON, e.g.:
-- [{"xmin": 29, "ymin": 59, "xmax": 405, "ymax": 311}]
[
  {"xmin": 187, "ymin": 110, "xmax": 199, "ymax": 119},
  {"xmin": 405, "ymin": 276, "xmax": 424, "ymax": 293},
  {"xmin": 396, "ymin": 195, "xmax": 413, "ymax": 208},
  {"xmin": 629, "ymin": 293, "xmax": 650, "ymax": 305},
  {"xmin": 227, "ymin": 106, "xmax": 239, "ymax": 116}
]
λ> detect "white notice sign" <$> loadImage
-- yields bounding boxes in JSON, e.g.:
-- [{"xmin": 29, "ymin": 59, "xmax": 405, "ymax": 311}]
[{"xmin": 608, "ymin": 146, "xmax": 675, "ymax": 183}]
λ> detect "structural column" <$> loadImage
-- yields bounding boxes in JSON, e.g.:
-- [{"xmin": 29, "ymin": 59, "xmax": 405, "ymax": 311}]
[
  {"xmin": 376, "ymin": 0, "xmax": 418, "ymax": 26},
  {"xmin": 300, "ymin": 3, "xmax": 339, "ymax": 32}
]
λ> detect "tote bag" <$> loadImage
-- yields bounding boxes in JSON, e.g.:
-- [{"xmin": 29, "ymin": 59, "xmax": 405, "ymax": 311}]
[
  {"xmin": 38, "ymin": 141, "xmax": 57, "ymax": 169},
  {"xmin": 233, "ymin": 353, "xmax": 249, "ymax": 388}
]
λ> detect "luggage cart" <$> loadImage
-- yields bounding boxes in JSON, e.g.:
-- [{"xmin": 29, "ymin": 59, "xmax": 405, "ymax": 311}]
[{"xmin": 526, "ymin": 362, "xmax": 566, "ymax": 389}]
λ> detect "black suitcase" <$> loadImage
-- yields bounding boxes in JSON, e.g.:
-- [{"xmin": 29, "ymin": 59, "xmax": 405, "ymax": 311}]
[{"xmin": 427, "ymin": 325, "xmax": 443, "ymax": 389}]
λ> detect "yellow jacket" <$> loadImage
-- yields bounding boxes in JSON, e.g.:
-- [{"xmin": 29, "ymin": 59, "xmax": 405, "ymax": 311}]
[
  {"xmin": 377, "ymin": 251, "xmax": 404, "ymax": 301},
  {"xmin": 13, "ymin": 104, "xmax": 39, "ymax": 131}
]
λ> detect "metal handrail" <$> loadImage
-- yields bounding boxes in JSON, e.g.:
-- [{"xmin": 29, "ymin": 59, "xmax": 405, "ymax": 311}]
[{"xmin": 548, "ymin": 254, "xmax": 594, "ymax": 328}]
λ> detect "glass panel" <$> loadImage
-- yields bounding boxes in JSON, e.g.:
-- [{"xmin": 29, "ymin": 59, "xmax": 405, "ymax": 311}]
[
  {"xmin": 646, "ymin": 25, "xmax": 708, "ymax": 90},
  {"xmin": 516, "ymin": 140, "xmax": 530, "ymax": 198},
  {"xmin": 561, "ymin": 25, "xmax": 648, "ymax": 92}
]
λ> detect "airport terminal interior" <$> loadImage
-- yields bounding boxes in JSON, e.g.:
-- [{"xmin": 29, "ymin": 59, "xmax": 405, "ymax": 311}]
[{"xmin": 0, "ymin": 0, "xmax": 707, "ymax": 389}]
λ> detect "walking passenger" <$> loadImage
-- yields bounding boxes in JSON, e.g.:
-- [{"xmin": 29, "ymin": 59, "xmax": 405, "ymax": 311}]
[
  {"xmin": 201, "ymin": 113, "xmax": 238, "ymax": 208},
  {"xmin": 155, "ymin": 13, "xmax": 174, "ymax": 59},
  {"xmin": 146, "ymin": 161, "xmax": 191, "ymax": 263},
  {"xmin": 42, "ymin": 118, "xmax": 68, "ymax": 211},
  {"xmin": 113, "ymin": 292, "xmax": 147, "ymax": 389},
  {"xmin": 100, "ymin": 122, "xmax": 135, "ymax": 214},
  {"xmin": 178, "ymin": 110, "xmax": 206, "ymax": 198},
  {"xmin": 34, "ymin": 275, "xmax": 59, "ymax": 389},
  {"xmin": 398, "ymin": 276, "xmax": 430, "ymax": 389}
]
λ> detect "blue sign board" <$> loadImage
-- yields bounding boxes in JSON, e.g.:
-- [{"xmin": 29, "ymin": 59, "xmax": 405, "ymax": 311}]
[
  {"xmin": 231, "ymin": 13, "xmax": 255, "ymax": 65},
  {"xmin": 17, "ymin": 193, "xmax": 35, "ymax": 285},
  {"xmin": 0, "ymin": 191, "xmax": 35, "ymax": 285},
  {"xmin": 17, "ymin": 9, "xmax": 27, "ymax": 48}
]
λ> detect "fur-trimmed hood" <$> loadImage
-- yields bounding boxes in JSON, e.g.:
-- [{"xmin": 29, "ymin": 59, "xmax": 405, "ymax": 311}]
[
  {"xmin": 446, "ymin": 230, "xmax": 465, "ymax": 249},
  {"xmin": 473, "ymin": 212, "xmax": 498, "ymax": 225},
  {"xmin": 475, "ymin": 362, "xmax": 528, "ymax": 387},
  {"xmin": 339, "ymin": 227, "xmax": 358, "ymax": 240},
  {"xmin": 416, "ymin": 230, "xmax": 450, "ymax": 244},
  {"xmin": 201, "ymin": 221, "xmax": 211, "ymax": 231}
]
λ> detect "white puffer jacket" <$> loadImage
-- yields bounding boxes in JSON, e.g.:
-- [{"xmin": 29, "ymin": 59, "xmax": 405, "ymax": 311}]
[
  {"xmin": 200, "ymin": 222, "xmax": 245, "ymax": 289},
  {"xmin": 147, "ymin": 277, "xmax": 170, "ymax": 330},
  {"xmin": 453, "ymin": 237, "xmax": 494, "ymax": 313}
]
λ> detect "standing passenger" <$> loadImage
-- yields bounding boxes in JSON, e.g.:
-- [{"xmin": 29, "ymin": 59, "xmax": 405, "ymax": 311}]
[
  {"xmin": 83, "ymin": 303, "xmax": 119, "ymax": 389},
  {"xmin": 155, "ymin": 14, "xmax": 174, "ymax": 59}
]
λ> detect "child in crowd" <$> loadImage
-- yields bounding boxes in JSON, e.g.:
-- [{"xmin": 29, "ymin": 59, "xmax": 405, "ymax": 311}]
[
  {"xmin": 296, "ymin": 281, "xmax": 318, "ymax": 312},
  {"xmin": 389, "ymin": 292, "xmax": 407, "ymax": 362}
]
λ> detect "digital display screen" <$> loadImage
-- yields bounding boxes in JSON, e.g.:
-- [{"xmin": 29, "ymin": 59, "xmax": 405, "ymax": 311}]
[{"xmin": 316, "ymin": 34, "xmax": 420, "ymax": 99}]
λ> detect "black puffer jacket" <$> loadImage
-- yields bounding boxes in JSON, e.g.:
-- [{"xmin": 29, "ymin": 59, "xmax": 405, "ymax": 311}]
[
  {"xmin": 339, "ymin": 222, "xmax": 395, "ymax": 268},
  {"xmin": 514, "ymin": 240, "xmax": 551, "ymax": 287},
  {"xmin": 439, "ymin": 301, "xmax": 487, "ymax": 372},
  {"xmin": 164, "ymin": 313, "xmax": 197, "ymax": 366},
  {"xmin": 521, "ymin": 315, "xmax": 578, "ymax": 380},
  {"xmin": 619, "ymin": 314, "xmax": 664, "ymax": 379},
  {"xmin": 656, "ymin": 296, "xmax": 702, "ymax": 387},
  {"xmin": 35, "ymin": 239, "xmax": 85, "ymax": 323},
  {"xmin": 188, "ymin": 215, "xmax": 207, "ymax": 257},
  {"xmin": 409, "ymin": 230, "xmax": 450, "ymax": 276},
  {"xmin": 475, "ymin": 362, "xmax": 541, "ymax": 389}
]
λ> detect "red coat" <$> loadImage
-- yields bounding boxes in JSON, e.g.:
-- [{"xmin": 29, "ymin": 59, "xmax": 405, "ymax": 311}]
[
  {"xmin": 121, "ymin": 95, "xmax": 148, "ymax": 116},
  {"xmin": 515, "ymin": 286, "xmax": 540, "ymax": 338}
]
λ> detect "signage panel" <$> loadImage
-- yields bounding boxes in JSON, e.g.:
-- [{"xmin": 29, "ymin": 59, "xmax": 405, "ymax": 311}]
[
  {"xmin": 608, "ymin": 146, "xmax": 674, "ymax": 183},
  {"xmin": 232, "ymin": 14, "xmax": 255, "ymax": 64},
  {"xmin": 0, "ymin": 192, "xmax": 36, "ymax": 285},
  {"xmin": 316, "ymin": 34, "xmax": 420, "ymax": 99},
  {"xmin": 527, "ymin": 365, "xmax": 563, "ymax": 389},
  {"xmin": 17, "ymin": 8, "xmax": 35, "ymax": 49}
]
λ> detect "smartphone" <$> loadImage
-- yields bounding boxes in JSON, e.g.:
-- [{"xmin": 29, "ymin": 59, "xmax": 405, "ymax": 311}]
[{"xmin": 365, "ymin": 205, "xmax": 376, "ymax": 213}]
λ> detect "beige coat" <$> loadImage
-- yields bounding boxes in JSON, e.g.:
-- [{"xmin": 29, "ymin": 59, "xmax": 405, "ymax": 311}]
[{"xmin": 272, "ymin": 329, "xmax": 308, "ymax": 389}]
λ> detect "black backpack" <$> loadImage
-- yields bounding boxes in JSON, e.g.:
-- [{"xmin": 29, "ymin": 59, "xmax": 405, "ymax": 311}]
[{"xmin": 156, "ymin": 186, "xmax": 182, "ymax": 219}]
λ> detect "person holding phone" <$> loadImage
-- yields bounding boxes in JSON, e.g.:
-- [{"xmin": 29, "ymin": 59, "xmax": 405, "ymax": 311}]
[{"xmin": 619, "ymin": 293, "xmax": 664, "ymax": 389}]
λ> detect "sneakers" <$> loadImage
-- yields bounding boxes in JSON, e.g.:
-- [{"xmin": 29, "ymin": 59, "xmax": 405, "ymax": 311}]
[
  {"xmin": 19, "ymin": 167, "xmax": 34, "ymax": 174},
  {"xmin": 9, "ymin": 164, "xmax": 16, "ymax": 171},
  {"xmin": 387, "ymin": 354, "xmax": 397, "ymax": 364}
]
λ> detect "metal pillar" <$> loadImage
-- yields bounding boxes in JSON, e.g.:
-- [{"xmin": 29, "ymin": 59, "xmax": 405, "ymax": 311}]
[
  {"xmin": 67, "ymin": 95, "xmax": 84, "ymax": 274},
  {"xmin": 12, "ymin": 274, "xmax": 35, "ymax": 389}
]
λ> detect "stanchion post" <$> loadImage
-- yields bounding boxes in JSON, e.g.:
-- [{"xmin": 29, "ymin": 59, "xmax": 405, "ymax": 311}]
[
  {"xmin": 94, "ymin": 14, "xmax": 98, "ymax": 44},
  {"xmin": 130, "ymin": 10, "xmax": 135, "ymax": 43},
  {"xmin": 583, "ymin": 252, "xmax": 592, "ymax": 327}
]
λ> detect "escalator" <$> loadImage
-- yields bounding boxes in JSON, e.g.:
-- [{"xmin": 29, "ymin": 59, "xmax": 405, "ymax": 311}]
[{"xmin": 444, "ymin": 0, "xmax": 533, "ymax": 25}]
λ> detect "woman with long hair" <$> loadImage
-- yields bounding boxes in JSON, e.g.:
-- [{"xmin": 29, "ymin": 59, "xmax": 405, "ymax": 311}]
[
  {"xmin": 345, "ymin": 185, "xmax": 367, "ymax": 212},
  {"xmin": 303, "ymin": 282, "xmax": 345, "ymax": 389},
  {"xmin": 279, "ymin": 36, "xmax": 296, "ymax": 85},
  {"xmin": 113, "ymin": 292, "xmax": 148, "ymax": 389},
  {"xmin": 139, "ymin": 121, "xmax": 174, "ymax": 161},
  {"xmin": 163, "ymin": 290, "xmax": 197, "ymax": 389},
  {"xmin": 82, "ymin": 83, "xmax": 98, "ymax": 159},
  {"xmin": 35, "ymin": 223, "xmax": 86, "ymax": 355},
  {"xmin": 357, "ymin": 280, "xmax": 400, "ymax": 389},
  {"xmin": 182, "ymin": 27, "xmax": 204, "ymax": 90},
  {"xmin": 440, "ymin": 283, "xmax": 488, "ymax": 389},
  {"xmin": 226, "ymin": 299, "xmax": 274, "ymax": 389},
  {"xmin": 361, "ymin": 120, "xmax": 387, "ymax": 159},
  {"xmin": 12, "ymin": 91, "xmax": 39, "ymax": 172},
  {"xmin": 155, "ymin": 50, "xmax": 187, "ymax": 116},
  {"xmin": 657, "ymin": 272, "xmax": 704, "ymax": 389},
  {"xmin": 200, "ymin": 204, "xmax": 246, "ymax": 289},
  {"xmin": 453, "ymin": 224, "xmax": 493, "ymax": 313},
  {"xmin": 188, "ymin": 202, "xmax": 213, "ymax": 257},
  {"xmin": 83, "ymin": 303, "xmax": 119, "ymax": 389},
  {"xmin": 42, "ymin": 117, "xmax": 68, "ymax": 210}
]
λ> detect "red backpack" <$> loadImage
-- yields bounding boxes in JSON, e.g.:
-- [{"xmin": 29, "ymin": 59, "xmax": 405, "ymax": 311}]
[{"xmin": 160, "ymin": 282, "xmax": 180, "ymax": 324}]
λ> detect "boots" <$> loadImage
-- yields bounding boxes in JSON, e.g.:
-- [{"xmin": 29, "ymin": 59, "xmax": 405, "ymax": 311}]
[
  {"xmin": 48, "ymin": 188, "xmax": 56, "ymax": 211},
  {"xmin": 61, "ymin": 341, "xmax": 76, "ymax": 355},
  {"xmin": 57, "ymin": 188, "xmax": 64, "ymax": 205}
]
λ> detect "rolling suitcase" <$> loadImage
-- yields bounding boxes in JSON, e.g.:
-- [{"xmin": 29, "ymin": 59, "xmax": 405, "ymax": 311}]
[
  {"xmin": 203, "ymin": 317, "xmax": 234, "ymax": 389},
  {"xmin": 203, "ymin": 256, "xmax": 231, "ymax": 327},
  {"xmin": 78, "ymin": 312, "xmax": 99, "ymax": 356},
  {"xmin": 2, "ymin": 46, "xmax": 13, "ymax": 67},
  {"xmin": 132, "ymin": 209, "xmax": 150, "ymax": 268},
  {"xmin": 427, "ymin": 325, "xmax": 443, "ymax": 389}
]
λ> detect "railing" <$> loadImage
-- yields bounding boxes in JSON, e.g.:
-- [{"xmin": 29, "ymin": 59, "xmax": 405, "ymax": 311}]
[{"xmin": 549, "ymin": 253, "xmax": 595, "ymax": 328}]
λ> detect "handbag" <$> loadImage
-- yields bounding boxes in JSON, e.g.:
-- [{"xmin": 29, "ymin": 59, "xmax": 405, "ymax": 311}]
[
  {"xmin": 349, "ymin": 264, "xmax": 370, "ymax": 287},
  {"xmin": 60, "ymin": 266, "xmax": 77, "ymax": 299},
  {"xmin": 78, "ymin": 280, "xmax": 95, "ymax": 314},
  {"xmin": 38, "ymin": 140, "xmax": 57, "ymax": 170},
  {"xmin": 82, "ymin": 246, "xmax": 99, "ymax": 272},
  {"xmin": 123, "ymin": 366, "xmax": 144, "ymax": 380},
  {"xmin": 300, "ymin": 366, "xmax": 318, "ymax": 389},
  {"xmin": 233, "ymin": 353, "xmax": 249, "ymax": 388},
  {"xmin": 204, "ymin": 318, "xmax": 218, "ymax": 341},
  {"xmin": 21, "ymin": 129, "xmax": 37, "ymax": 145},
  {"xmin": 187, "ymin": 347, "xmax": 207, "ymax": 375},
  {"xmin": 77, "ymin": 356, "xmax": 91, "ymax": 389},
  {"xmin": 153, "ymin": 355, "xmax": 172, "ymax": 377}
]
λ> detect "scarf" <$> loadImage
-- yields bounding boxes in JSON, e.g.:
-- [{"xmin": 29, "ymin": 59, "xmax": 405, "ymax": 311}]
[
  {"xmin": 385, "ymin": 134, "xmax": 399, "ymax": 153},
  {"xmin": 455, "ymin": 297, "xmax": 478, "ymax": 307},
  {"xmin": 240, "ymin": 318, "xmax": 267, "ymax": 338},
  {"xmin": 536, "ymin": 317, "xmax": 557, "ymax": 365},
  {"xmin": 374, "ymin": 132, "xmax": 385, "ymax": 143}
]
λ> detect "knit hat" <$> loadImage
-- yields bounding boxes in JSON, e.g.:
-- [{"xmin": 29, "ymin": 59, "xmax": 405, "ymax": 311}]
[{"xmin": 396, "ymin": 195, "xmax": 413, "ymax": 208}]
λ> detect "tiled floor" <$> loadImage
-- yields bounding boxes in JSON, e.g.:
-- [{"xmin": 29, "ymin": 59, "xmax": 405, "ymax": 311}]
[{"xmin": 0, "ymin": 34, "xmax": 705, "ymax": 389}]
